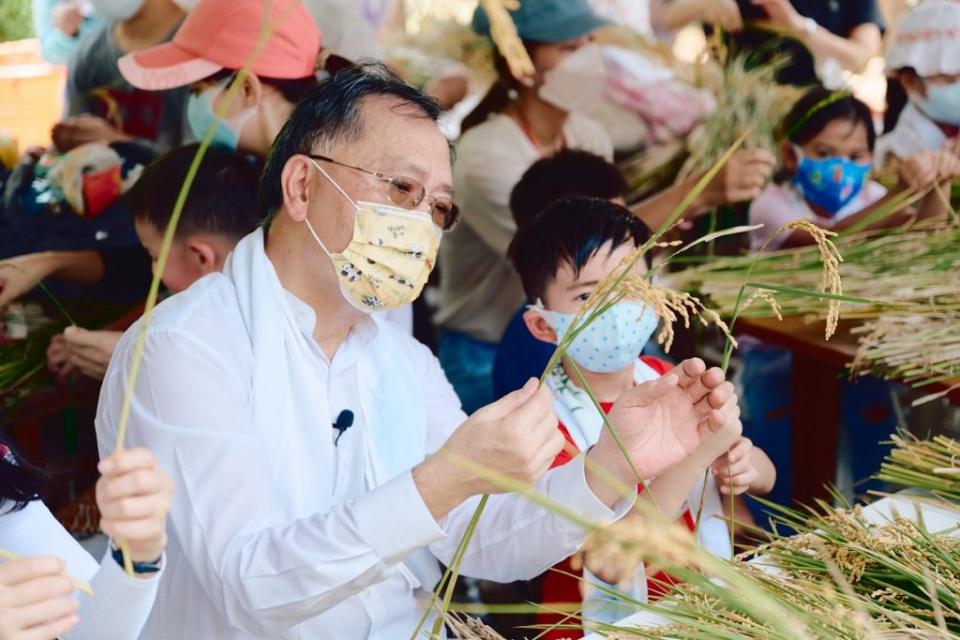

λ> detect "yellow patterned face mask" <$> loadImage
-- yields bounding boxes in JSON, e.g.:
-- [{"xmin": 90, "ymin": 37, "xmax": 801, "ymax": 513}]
[{"xmin": 306, "ymin": 160, "xmax": 442, "ymax": 313}]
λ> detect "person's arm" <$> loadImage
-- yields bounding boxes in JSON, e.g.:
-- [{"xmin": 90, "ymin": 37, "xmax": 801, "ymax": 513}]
[
  {"xmin": 33, "ymin": 0, "xmax": 82, "ymax": 65},
  {"xmin": 96, "ymin": 329, "xmax": 462, "ymax": 636},
  {"xmin": 752, "ymin": 0, "xmax": 881, "ymax": 73},
  {"xmin": 0, "ymin": 499, "xmax": 162, "ymax": 640},
  {"xmin": 429, "ymin": 360, "xmax": 739, "ymax": 582},
  {"xmin": 0, "ymin": 251, "xmax": 105, "ymax": 312},
  {"xmin": 650, "ymin": 0, "xmax": 743, "ymax": 32},
  {"xmin": 630, "ymin": 149, "xmax": 775, "ymax": 232}
]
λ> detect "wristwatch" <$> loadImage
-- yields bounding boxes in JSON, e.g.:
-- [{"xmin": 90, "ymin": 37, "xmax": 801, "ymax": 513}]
[
  {"xmin": 801, "ymin": 17, "xmax": 817, "ymax": 37},
  {"xmin": 111, "ymin": 545, "xmax": 163, "ymax": 574}
]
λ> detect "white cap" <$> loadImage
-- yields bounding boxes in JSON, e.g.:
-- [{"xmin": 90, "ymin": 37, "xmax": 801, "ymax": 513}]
[{"xmin": 886, "ymin": 0, "xmax": 960, "ymax": 76}]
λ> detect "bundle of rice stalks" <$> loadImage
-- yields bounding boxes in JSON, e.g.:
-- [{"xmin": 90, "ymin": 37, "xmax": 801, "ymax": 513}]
[
  {"xmin": 676, "ymin": 54, "xmax": 802, "ymax": 181},
  {"xmin": 665, "ymin": 222, "xmax": 960, "ymax": 391},
  {"xmin": 596, "ymin": 494, "xmax": 960, "ymax": 640},
  {"xmin": 619, "ymin": 53, "xmax": 800, "ymax": 205},
  {"xmin": 877, "ymin": 431, "xmax": 960, "ymax": 502}
]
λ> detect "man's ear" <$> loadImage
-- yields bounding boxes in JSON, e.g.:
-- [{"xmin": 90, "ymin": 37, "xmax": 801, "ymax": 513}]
[
  {"xmin": 185, "ymin": 237, "xmax": 219, "ymax": 275},
  {"xmin": 280, "ymin": 155, "xmax": 314, "ymax": 223},
  {"xmin": 523, "ymin": 308, "xmax": 558, "ymax": 345}
]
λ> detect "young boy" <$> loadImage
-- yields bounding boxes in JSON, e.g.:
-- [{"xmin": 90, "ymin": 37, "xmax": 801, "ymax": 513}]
[
  {"xmin": 47, "ymin": 143, "xmax": 261, "ymax": 379},
  {"xmin": 508, "ymin": 196, "xmax": 776, "ymax": 637}
]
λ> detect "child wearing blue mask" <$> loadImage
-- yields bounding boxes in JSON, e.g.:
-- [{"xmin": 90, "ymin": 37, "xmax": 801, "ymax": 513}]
[
  {"xmin": 750, "ymin": 86, "xmax": 959, "ymax": 252},
  {"xmin": 508, "ymin": 196, "xmax": 775, "ymax": 638}
]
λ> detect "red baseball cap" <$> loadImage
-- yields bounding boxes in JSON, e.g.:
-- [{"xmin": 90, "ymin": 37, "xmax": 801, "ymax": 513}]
[{"xmin": 119, "ymin": 0, "xmax": 322, "ymax": 91}]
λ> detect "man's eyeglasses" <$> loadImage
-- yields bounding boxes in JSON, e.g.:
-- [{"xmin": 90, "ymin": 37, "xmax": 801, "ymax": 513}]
[{"xmin": 308, "ymin": 154, "xmax": 460, "ymax": 231}]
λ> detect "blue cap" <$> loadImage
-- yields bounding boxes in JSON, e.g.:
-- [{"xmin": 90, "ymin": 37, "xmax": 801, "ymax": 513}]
[{"xmin": 472, "ymin": 0, "xmax": 611, "ymax": 43}]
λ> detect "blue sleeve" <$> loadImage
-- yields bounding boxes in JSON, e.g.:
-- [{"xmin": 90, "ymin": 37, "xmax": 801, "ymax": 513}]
[{"xmin": 492, "ymin": 308, "xmax": 555, "ymax": 399}]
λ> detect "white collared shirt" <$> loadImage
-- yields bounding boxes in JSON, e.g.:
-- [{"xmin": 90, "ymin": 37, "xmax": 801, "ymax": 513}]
[{"xmin": 95, "ymin": 230, "xmax": 628, "ymax": 639}]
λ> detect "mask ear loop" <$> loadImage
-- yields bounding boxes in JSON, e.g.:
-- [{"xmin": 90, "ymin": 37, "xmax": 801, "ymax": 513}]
[{"xmin": 305, "ymin": 158, "xmax": 360, "ymax": 256}]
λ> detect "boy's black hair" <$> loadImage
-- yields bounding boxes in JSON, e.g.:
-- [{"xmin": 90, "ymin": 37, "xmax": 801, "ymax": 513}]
[
  {"xmin": 128, "ymin": 143, "xmax": 262, "ymax": 240},
  {"xmin": 509, "ymin": 149, "xmax": 628, "ymax": 227},
  {"xmin": 779, "ymin": 85, "xmax": 877, "ymax": 150},
  {"xmin": 508, "ymin": 196, "xmax": 651, "ymax": 303}
]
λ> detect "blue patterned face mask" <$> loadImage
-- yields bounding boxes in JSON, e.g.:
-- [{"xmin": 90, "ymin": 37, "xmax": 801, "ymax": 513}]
[
  {"xmin": 538, "ymin": 301, "xmax": 660, "ymax": 373},
  {"xmin": 792, "ymin": 146, "xmax": 871, "ymax": 216}
]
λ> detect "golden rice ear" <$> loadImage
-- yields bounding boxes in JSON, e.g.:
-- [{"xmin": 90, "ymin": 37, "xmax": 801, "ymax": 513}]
[
  {"xmin": 778, "ymin": 220, "xmax": 843, "ymax": 339},
  {"xmin": 480, "ymin": 0, "xmax": 535, "ymax": 81}
]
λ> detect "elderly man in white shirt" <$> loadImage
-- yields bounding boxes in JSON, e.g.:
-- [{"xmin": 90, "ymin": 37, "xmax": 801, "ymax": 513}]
[{"xmin": 95, "ymin": 63, "xmax": 739, "ymax": 639}]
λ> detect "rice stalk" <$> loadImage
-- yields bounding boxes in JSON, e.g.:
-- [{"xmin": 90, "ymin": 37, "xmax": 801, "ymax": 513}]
[
  {"xmin": 110, "ymin": 0, "xmax": 294, "ymax": 578},
  {"xmin": 0, "ymin": 548, "xmax": 92, "ymax": 595},
  {"xmin": 667, "ymin": 221, "xmax": 960, "ymax": 392}
]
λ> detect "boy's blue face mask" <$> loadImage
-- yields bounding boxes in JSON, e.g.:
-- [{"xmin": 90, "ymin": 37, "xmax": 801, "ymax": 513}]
[
  {"xmin": 792, "ymin": 146, "xmax": 871, "ymax": 216},
  {"xmin": 537, "ymin": 301, "xmax": 660, "ymax": 373}
]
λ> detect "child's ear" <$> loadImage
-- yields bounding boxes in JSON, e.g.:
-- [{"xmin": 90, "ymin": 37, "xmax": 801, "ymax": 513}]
[
  {"xmin": 523, "ymin": 308, "xmax": 558, "ymax": 345},
  {"xmin": 781, "ymin": 141, "xmax": 798, "ymax": 174},
  {"xmin": 186, "ymin": 238, "xmax": 219, "ymax": 275}
]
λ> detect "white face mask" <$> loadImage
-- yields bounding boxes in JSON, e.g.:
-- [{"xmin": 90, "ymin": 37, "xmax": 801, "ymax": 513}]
[
  {"xmin": 536, "ymin": 300, "xmax": 660, "ymax": 373},
  {"xmin": 539, "ymin": 43, "xmax": 608, "ymax": 114},
  {"xmin": 306, "ymin": 160, "xmax": 442, "ymax": 313},
  {"xmin": 89, "ymin": 0, "xmax": 144, "ymax": 21}
]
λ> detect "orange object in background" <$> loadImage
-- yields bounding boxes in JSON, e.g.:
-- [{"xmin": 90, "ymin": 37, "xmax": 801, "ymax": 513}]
[{"xmin": 0, "ymin": 39, "xmax": 65, "ymax": 150}]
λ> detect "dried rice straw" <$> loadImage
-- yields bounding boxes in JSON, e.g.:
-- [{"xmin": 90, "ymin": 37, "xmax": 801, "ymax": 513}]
[{"xmin": 479, "ymin": 0, "xmax": 534, "ymax": 80}]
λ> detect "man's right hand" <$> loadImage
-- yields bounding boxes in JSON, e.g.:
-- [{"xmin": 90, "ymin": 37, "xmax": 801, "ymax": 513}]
[
  {"xmin": 413, "ymin": 378, "xmax": 564, "ymax": 521},
  {"xmin": 0, "ymin": 556, "xmax": 79, "ymax": 640}
]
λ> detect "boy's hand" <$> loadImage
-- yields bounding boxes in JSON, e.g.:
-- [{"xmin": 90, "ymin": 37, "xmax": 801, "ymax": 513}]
[
  {"xmin": 592, "ymin": 360, "xmax": 739, "ymax": 497},
  {"xmin": 46, "ymin": 334, "xmax": 76, "ymax": 380},
  {"xmin": 0, "ymin": 556, "xmax": 79, "ymax": 640},
  {"xmin": 712, "ymin": 437, "xmax": 758, "ymax": 495},
  {"xmin": 96, "ymin": 448, "xmax": 174, "ymax": 567}
]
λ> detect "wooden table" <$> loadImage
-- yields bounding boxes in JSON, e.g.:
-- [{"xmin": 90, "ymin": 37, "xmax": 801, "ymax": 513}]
[{"xmin": 736, "ymin": 315, "xmax": 960, "ymax": 506}]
